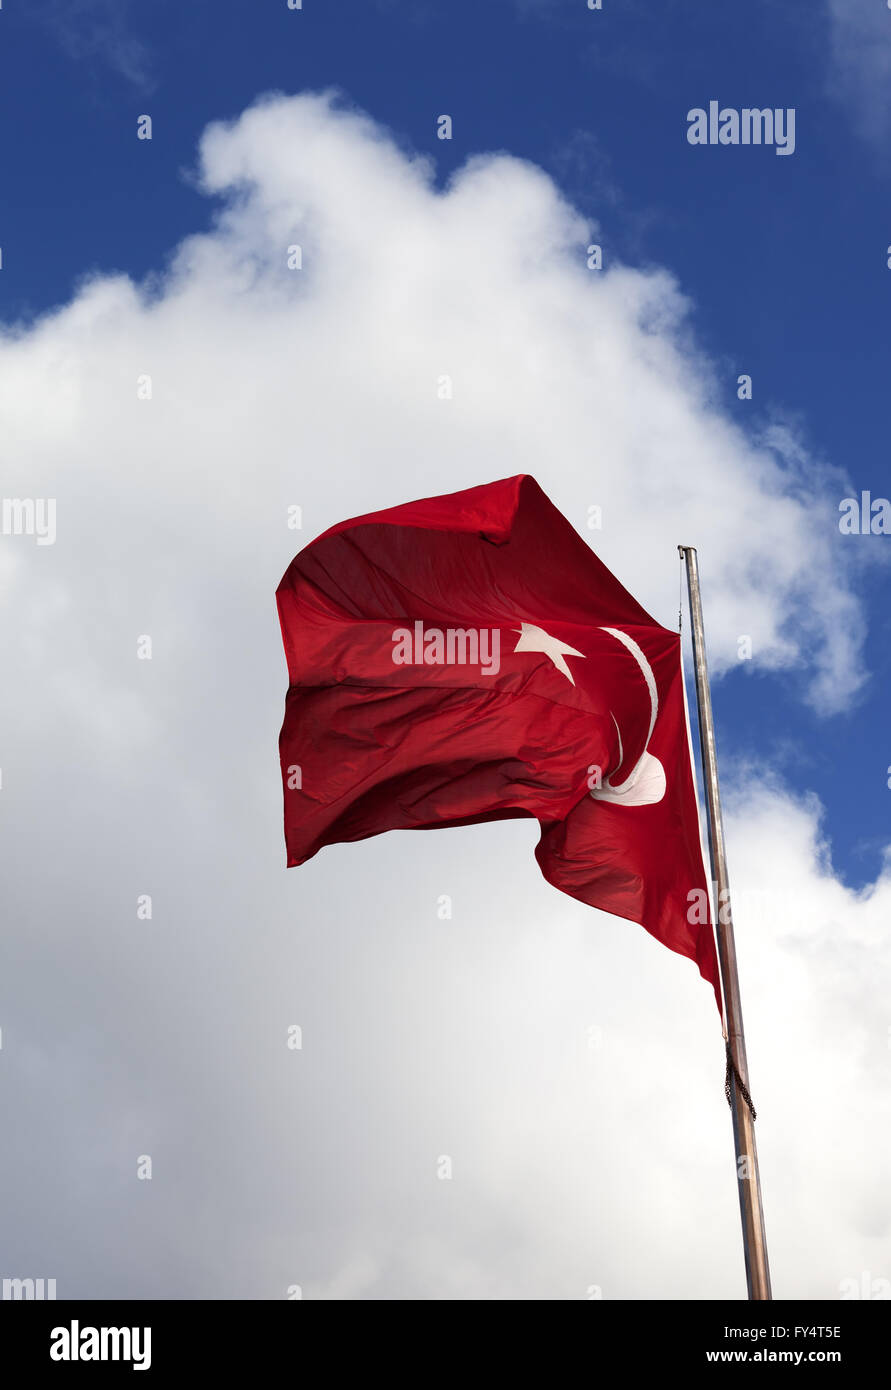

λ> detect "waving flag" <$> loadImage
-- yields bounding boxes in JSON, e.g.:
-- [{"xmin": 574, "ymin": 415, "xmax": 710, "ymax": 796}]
[{"xmin": 276, "ymin": 475, "xmax": 720, "ymax": 1006}]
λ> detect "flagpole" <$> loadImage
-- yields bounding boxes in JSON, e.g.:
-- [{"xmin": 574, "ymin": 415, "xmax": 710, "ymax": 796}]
[{"xmin": 678, "ymin": 545, "xmax": 772, "ymax": 1302}]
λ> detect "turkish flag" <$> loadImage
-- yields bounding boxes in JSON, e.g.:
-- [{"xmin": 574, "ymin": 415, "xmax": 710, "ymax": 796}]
[{"xmin": 276, "ymin": 475, "xmax": 720, "ymax": 1008}]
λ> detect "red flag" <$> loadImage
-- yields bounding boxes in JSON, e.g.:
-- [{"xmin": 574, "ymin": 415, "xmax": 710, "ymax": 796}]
[{"xmin": 276, "ymin": 475, "xmax": 720, "ymax": 1008}]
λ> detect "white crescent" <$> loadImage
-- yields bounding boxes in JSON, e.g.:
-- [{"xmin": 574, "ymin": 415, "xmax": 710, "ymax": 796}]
[{"xmin": 589, "ymin": 627, "xmax": 666, "ymax": 807}]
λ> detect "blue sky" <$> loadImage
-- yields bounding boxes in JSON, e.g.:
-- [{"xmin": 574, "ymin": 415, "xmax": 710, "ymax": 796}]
[
  {"xmin": 3, "ymin": 1, "xmax": 888, "ymax": 888},
  {"xmin": 2, "ymin": 0, "xmax": 891, "ymax": 1301}
]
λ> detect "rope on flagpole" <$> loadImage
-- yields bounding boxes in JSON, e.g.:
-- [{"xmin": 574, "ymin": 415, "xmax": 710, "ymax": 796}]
[
  {"xmin": 725, "ymin": 1041, "xmax": 757, "ymax": 1120},
  {"xmin": 678, "ymin": 551, "xmax": 684, "ymax": 635}
]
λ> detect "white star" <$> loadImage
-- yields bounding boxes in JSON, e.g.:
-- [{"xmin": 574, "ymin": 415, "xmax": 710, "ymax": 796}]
[{"xmin": 513, "ymin": 622, "xmax": 586, "ymax": 686}]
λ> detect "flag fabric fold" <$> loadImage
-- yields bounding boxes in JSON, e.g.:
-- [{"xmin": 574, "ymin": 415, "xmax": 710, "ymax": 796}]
[{"xmin": 276, "ymin": 474, "xmax": 720, "ymax": 1008}]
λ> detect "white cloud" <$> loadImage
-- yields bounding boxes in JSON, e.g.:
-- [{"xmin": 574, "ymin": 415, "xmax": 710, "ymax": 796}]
[
  {"xmin": 825, "ymin": 0, "xmax": 891, "ymax": 146},
  {"xmin": 27, "ymin": 0, "xmax": 153, "ymax": 90},
  {"xmin": 0, "ymin": 91, "xmax": 886, "ymax": 1298}
]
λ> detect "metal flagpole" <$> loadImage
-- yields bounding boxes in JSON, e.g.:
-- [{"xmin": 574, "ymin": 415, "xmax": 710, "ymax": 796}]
[{"xmin": 678, "ymin": 544, "xmax": 772, "ymax": 1302}]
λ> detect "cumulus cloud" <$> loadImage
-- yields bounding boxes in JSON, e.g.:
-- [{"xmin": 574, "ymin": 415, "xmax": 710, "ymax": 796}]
[{"xmin": 0, "ymin": 91, "xmax": 886, "ymax": 1298}]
